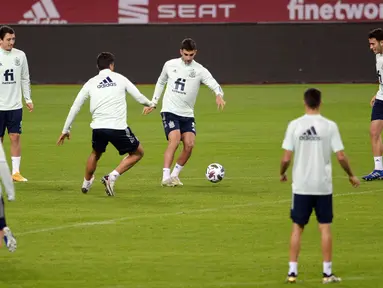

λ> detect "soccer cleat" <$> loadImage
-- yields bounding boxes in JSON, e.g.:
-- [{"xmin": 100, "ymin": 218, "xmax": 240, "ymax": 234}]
[
  {"xmin": 161, "ymin": 178, "xmax": 175, "ymax": 187},
  {"xmin": 322, "ymin": 273, "xmax": 341, "ymax": 284},
  {"xmin": 286, "ymin": 273, "xmax": 297, "ymax": 283},
  {"xmin": 12, "ymin": 172, "xmax": 28, "ymax": 182},
  {"xmin": 81, "ymin": 175, "xmax": 95, "ymax": 193},
  {"xmin": 362, "ymin": 170, "xmax": 383, "ymax": 181},
  {"xmin": 171, "ymin": 176, "xmax": 183, "ymax": 186},
  {"xmin": 101, "ymin": 175, "xmax": 115, "ymax": 196},
  {"xmin": 3, "ymin": 227, "xmax": 17, "ymax": 252}
]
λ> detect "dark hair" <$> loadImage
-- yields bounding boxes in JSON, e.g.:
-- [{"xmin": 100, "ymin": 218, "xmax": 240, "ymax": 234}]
[
  {"xmin": 97, "ymin": 52, "xmax": 115, "ymax": 70},
  {"xmin": 368, "ymin": 28, "xmax": 383, "ymax": 41},
  {"xmin": 181, "ymin": 38, "xmax": 197, "ymax": 51},
  {"xmin": 0, "ymin": 25, "xmax": 15, "ymax": 40},
  {"xmin": 304, "ymin": 88, "xmax": 321, "ymax": 109}
]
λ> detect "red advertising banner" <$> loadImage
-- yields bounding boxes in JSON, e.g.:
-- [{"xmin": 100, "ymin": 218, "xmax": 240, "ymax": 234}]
[
  {"xmin": 0, "ymin": 0, "xmax": 382, "ymax": 24},
  {"xmin": 0, "ymin": 0, "xmax": 117, "ymax": 24},
  {"xmin": 150, "ymin": 0, "xmax": 383, "ymax": 23}
]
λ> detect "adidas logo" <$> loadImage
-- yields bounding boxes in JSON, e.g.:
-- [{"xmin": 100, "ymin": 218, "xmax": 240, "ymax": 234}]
[
  {"xmin": 97, "ymin": 76, "xmax": 116, "ymax": 89},
  {"xmin": 18, "ymin": 0, "xmax": 67, "ymax": 24},
  {"xmin": 299, "ymin": 126, "xmax": 321, "ymax": 141},
  {"xmin": 118, "ymin": 0, "xmax": 149, "ymax": 24}
]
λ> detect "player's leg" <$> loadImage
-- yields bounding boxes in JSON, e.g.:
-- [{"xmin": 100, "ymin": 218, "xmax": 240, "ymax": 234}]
[
  {"xmin": 0, "ymin": 197, "xmax": 16, "ymax": 252},
  {"xmin": 363, "ymin": 100, "xmax": 383, "ymax": 180},
  {"xmin": 315, "ymin": 195, "xmax": 341, "ymax": 283},
  {"xmin": 287, "ymin": 194, "xmax": 313, "ymax": 283},
  {"xmin": 161, "ymin": 113, "xmax": 181, "ymax": 186},
  {"xmin": 81, "ymin": 149, "xmax": 103, "ymax": 193},
  {"xmin": 82, "ymin": 129, "xmax": 108, "ymax": 193},
  {"xmin": 170, "ymin": 117, "xmax": 196, "ymax": 186},
  {"xmin": 102, "ymin": 127, "xmax": 143, "ymax": 196},
  {"xmin": 380, "ymin": 136, "xmax": 383, "ymax": 155},
  {"xmin": 114, "ymin": 144, "xmax": 144, "ymax": 173},
  {"xmin": 7, "ymin": 109, "xmax": 26, "ymax": 182},
  {"xmin": 171, "ymin": 132, "xmax": 195, "ymax": 186}
]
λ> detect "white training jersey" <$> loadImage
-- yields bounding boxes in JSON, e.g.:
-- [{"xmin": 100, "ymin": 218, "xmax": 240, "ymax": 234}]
[
  {"xmin": 0, "ymin": 48, "xmax": 32, "ymax": 110},
  {"xmin": 152, "ymin": 58, "xmax": 223, "ymax": 117},
  {"xmin": 62, "ymin": 69, "xmax": 152, "ymax": 133},
  {"xmin": 282, "ymin": 114, "xmax": 344, "ymax": 195},
  {"xmin": 376, "ymin": 54, "xmax": 383, "ymax": 101}
]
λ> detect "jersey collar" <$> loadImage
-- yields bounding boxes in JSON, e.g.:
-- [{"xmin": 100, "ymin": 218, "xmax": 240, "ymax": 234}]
[
  {"xmin": 99, "ymin": 68, "xmax": 111, "ymax": 75},
  {"xmin": 0, "ymin": 47, "xmax": 11, "ymax": 55},
  {"xmin": 180, "ymin": 57, "xmax": 194, "ymax": 66}
]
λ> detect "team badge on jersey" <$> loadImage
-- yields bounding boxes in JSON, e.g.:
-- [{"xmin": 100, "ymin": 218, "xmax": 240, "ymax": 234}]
[
  {"xmin": 14, "ymin": 57, "xmax": 20, "ymax": 66},
  {"xmin": 189, "ymin": 70, "xmax": 196, "ymax": 78}
]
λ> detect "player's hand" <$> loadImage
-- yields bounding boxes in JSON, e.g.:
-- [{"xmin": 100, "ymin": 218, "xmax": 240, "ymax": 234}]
[
  {"xmin": 370, "ymin": 95, "xmax": 376, "ymax": 107},
  {"xmin": 349, "ymin": 175, "xmax": 360, "ymax": 187},
  {"xmin": 280, "ymin": 174, "xmax": 288, "ymax": 182},
  {"xmin": 57, "ymin": 132, "xmax": 70, "ymax": 146},
  {"xmin": 143, "ymin": 107, "xmax": 155, "ymax": 115},
  {"xmin": 26, "ymin": 102, "xmax": 34, "ymax": 112},
  {"xmin": 216, "ymin": 95, "xmax": 226, "ymax": 111}
]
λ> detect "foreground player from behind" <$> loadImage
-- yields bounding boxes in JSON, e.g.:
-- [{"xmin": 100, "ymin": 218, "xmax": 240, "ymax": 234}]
[
  {"xmin": 280, "ymin": 88, "xmax": 359, "ymax": 284},
  {"xmin": 0, "ymin": 141, "xmax": 17, "ymax": 252},
  {"xmin": 0, "ymin": 25, "xmax": 33, "ymax": 182},
  {"xmin": 363, "ymin": 28, "xmax": 383, "ymax": 181},
  {"xmin": 57, "ymin": 52, "xmax": 155, "ymax": 196},
  {"xmin": 143, "ymin": 38, "xmax": 226, "ymax": 187}
]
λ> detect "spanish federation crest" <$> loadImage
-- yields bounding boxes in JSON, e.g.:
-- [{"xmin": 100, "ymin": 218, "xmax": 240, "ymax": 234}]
[
  {"xmin": 189, "ymin": 70, "xmax": 196, "ymax": 78},
  {"xmin": 14, "ymin": 57, "xmax": 20, "ymax": 66}
]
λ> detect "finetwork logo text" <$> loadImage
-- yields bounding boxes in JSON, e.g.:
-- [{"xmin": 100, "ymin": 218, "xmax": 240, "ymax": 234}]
[{"xmin": 288, "ymin": 0, "xmax": 383, "ymax": 21}]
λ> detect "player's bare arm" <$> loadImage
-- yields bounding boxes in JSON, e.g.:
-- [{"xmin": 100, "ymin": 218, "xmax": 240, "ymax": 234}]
[
  {"xmin": 216, "ymin": 94, "xmax": 226, "ymax": 111},
  {"xmin": 370, "ymin": 94, "xmax": 377, "ymax": 107},
  {"xmin": 280, "ymin": 150, "xmax": 293, "ymax": 181},
  {"xmin": 335, "ymin": 151, "xmax": 360, "ymax": 187},
  {"xmin": 56, "ymin": 132, "xmax": 70, "ymax": 146},
  {"xmin": 26, "ymin": 102, "xmax": 33, "ymax": 112},
  {"xmin": 143, "ymin": 106, "xmax": 156, "ymax": 115}
]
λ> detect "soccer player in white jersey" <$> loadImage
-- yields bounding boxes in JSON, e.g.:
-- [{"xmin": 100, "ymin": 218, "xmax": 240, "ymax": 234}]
[
  {"xmin": 57, "ymin": 52, "xmax": 155, "ymax": 196},
  {"xmin": 0, "ymin": 26, "xmax": 33, "ymax": 182},
  {"xmin": 363, "ymin": 28, "xmax": 383, "ymax": 181},
  {"xmin": 280, "ymin": 88, "xmax": 360, "ymax": 284},
  {"xmin": 143, "ymin": 38, "xmax": 226, "ymax": 186},
  {"xmin": 0, "ymin": 141, "xmax": 17, "ymax": 252}
]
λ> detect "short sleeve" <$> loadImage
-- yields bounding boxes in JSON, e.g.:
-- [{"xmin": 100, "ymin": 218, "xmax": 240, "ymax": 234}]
[
  {"xmin": 330, "ymin": 122, "xmax": 344, "ymax": 153},
  {"xmin": 282, "ymin": 121, "xmax": 296, "ymax": 151}
]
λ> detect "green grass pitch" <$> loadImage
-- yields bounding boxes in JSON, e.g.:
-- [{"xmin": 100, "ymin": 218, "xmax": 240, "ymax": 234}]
[{"xmin": 0, "ymin": 84, "xmax": 382, "ymax": 288}]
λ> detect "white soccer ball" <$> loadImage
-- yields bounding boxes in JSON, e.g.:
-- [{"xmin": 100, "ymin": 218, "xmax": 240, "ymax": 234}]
[{"xmin": 205, "ymin": 163, "xmax": 225, "ymax": 183}]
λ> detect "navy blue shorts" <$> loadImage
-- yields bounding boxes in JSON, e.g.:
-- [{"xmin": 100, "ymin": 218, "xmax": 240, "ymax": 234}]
[
  {"xmin": 290, "ymin": 194, "xmax": 333, "ymax": 226},
  {"xmin": 92, "ymin": 127, "xmax": 140, "ymax": 155},
  {"xmin": 371, "ymin": 99, "xmax": 383, "ymax": 121},
  {"xmin": 161, "ymin": 112, "xmax": 196, "ymax": 140},
  {"xmin": 0, "ymin": 197, "xmax": 6, "ymax": 230},
  {"xmin": 0, "ymin": 108, "xmax": 23, "ymax": 137}
]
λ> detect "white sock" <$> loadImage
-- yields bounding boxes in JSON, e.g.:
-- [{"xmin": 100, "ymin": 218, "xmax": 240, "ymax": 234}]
[
  {"xmin": 11, "ymin": 157, "xmax": 21, "ymax": 175},
  {"xmin": 323, "ymin": 262, "xmax": 332, "ymax": 276},
  {"xmin": 162, "ymin": 168, "xmax": 171, "ymax": 181},
  {"xmin": 109, "ymin": 170, "xmax": 120, "ymax": 181},
  {"xmin": 83, "ymin": 176, "xmax": 94, "ymax": 184},
  {"xmin": 288, "ymin": 262, "xmax": 298, "ymax": 275},
  {"xmin": 171, "ymin": 163, "xmax": 184, "ymax": 177},
  {"xmin": 374, "ymin": 157, "xmax": 383, "ymax": 170}
]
